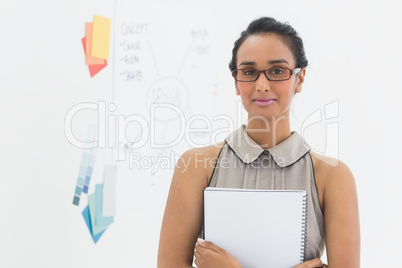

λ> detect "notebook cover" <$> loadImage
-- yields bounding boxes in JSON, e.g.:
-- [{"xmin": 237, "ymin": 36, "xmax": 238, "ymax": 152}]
[{"xmin": 204, "ymin": 187, "xmax": 307, "ymax": 268}]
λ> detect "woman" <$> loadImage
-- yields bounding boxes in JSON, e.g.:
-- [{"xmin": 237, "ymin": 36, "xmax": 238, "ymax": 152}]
[{"xmin": 158, "ymin": 17, "xmax": 360, "ymax": 268}]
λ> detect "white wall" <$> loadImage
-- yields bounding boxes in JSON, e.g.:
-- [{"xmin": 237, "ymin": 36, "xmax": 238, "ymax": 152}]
[{"xmin": 1, "ymin": 0, "xmax": 401, "ymax": 267}]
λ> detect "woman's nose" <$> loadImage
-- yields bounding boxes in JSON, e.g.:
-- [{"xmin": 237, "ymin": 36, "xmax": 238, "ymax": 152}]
[{"xmin": 256, "ymin": 72, "xmax": 270, "ymax": 92}]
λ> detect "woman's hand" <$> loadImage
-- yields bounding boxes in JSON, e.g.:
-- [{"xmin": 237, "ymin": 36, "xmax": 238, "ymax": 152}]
[
  {"xmin": 292, "ymin": 258, "xmax": 327, "ymax": 268},
  {"xmin": 194, "ymin": 238, "xmax": 243, "ymax": 268},
  {"xmin": 194, "ymin": 239, "xmax": 327, "ymax": 268}
]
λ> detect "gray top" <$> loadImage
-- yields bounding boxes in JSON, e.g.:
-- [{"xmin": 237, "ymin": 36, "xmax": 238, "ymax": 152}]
[{"xmin": 207, "ymin": 125, "xmax": 325, "ymax": 260}]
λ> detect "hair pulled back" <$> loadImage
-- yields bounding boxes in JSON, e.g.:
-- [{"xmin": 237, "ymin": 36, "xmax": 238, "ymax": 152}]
[{"xmin": 229, "ymin": 17, "xmax": 308, "ymax": 71}]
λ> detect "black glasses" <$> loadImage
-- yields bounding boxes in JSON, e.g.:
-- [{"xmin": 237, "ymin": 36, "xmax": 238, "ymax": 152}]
[{"xmin": 232, "ymin": 67, "xmax": 301, "ymax": 82}]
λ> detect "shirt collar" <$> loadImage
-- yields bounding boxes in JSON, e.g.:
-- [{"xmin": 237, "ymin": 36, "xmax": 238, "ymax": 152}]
[{"xmin": 225, "ymin": 125, "xmax": 311, "ymax": 167}]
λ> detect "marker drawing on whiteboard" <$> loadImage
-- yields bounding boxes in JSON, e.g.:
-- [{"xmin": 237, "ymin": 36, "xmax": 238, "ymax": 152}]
[
  {"xmin": 176, "ymin": 37, "xmax": 197, "ymax": 77},
  {"xmin": 147, "ymin": 39, "xmax": 160, "ymax": 76},
  {"xmin": 191, "ymin": 29, "xmax": 210, "ymax": 56},
  {"xmin": 120, "ymin": 40, "xmax": 141, "ymax": 51},
  {"xmin": 113, "ymin": 6, "xmax": 217, "ymax": 180},
  {"xmin": 146, "ymin": 77, "xmax": 189, "ymax": 122},
  {"xmin": 120, "ymin": 70, "xmax": 142, "ymax": 82},
  {"xmin": 114, "ymin": 129, "xmax": 148, "ymax": 163},
  {"xmin": 118, "ymin": 22, "xmax": 148, "ymax": 83}
]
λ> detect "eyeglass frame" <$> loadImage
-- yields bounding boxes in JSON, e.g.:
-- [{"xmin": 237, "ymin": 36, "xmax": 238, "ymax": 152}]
[{"xmin": 232, "ymin": 67, "xmax": 302, "ymax": 82}]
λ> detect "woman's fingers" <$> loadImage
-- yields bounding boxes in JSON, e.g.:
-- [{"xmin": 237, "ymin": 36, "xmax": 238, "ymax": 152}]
[
  {"xmin": 304, "ymin": 258, "xmax": 324, "ymax": 267},
  {"xmin": 194, "ymin": 238, "xmax": 242, "ymax": 268},
  {"xmin": 194, "ymin": 239, "xmax": 221, "ymax": 267},
  {"xmin": 195, "ymin": 239, "xmax": 326, "ymax": 268},
  {"xmin": 195, "ymin": 238, "xmax": 218, "ymax": 260},
  {"xmin": 196, "ymin": 238, "xmax": 223, "ymax": 253},
  {"xmin": 309, "ymin": 258, "xmax": 323, "ymax": 266},
  {"xmin": 293, "ymin": 258, "xmax": 325, "ymax": 268},
  {"xmin": 305, "ymin": 258, "xmax": 324, "ymax": 267}
]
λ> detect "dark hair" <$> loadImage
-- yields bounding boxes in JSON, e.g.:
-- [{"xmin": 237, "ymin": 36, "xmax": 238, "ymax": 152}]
[{"xmin": 228, "ymin": 17, "xmax": 308, "ymax": 71}]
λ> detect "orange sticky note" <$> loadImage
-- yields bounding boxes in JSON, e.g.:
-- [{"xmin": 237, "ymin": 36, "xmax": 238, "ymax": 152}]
[
  {"xmin": 82, "ymin": 37, "xmax": 107, "ymax": 77},
  {"xmin": 85, "ymin": 23, "xmax": 105, "ymax": 65},
  {"xmin": 91, "ymin": 15, "xmax": 111, "ymax": 60}
]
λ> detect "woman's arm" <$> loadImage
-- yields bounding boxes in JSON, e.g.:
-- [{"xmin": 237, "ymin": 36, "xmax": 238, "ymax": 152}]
[
  {"xmin": 157, "ymin": 149, "xmax": 207, "ymax": 267},
  {"xmin": 158, "ymin": 144, "xmax": 241, "ymax": 268},
  {"xmin": 323, "ymin": 161, "xmax": 360, "ymax": 267},
  {"xmin": 157, "ymin": 147, "xmax": 219, "ymax": 268},
  {"xmin": 312, "ymin": 153, "xmax": 360, "ymax": 268}
]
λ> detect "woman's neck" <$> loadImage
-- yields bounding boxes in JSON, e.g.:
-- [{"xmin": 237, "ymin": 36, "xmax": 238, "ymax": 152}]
[{"xmin": 245, "ymin": 116, "xmax": 291, "ymax": 149}]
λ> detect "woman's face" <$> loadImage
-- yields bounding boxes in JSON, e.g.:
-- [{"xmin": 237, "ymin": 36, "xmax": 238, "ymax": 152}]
[{"xmin": 235, "ymin": 33, "xmax": 305, "ymax": 122}]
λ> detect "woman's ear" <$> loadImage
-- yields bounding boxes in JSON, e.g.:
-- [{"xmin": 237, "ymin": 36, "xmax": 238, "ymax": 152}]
[
  {"xmin": 295, "ymin": 68, "xmax": 306, "ymax": 93},
  {"xmin": 235, "ymin": 81, "xmax": 240, "ymax": 96}
]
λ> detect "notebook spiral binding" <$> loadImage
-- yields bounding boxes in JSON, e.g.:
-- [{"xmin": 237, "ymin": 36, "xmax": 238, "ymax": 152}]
[{"xmin": 300, "ymin": 193, "xmax": 308, "ymax": 263}]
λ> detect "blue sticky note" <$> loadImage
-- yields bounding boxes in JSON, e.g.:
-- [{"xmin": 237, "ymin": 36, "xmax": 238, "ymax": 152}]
[
  {"xmin": 95, "ymin": 184, "xmax": 114, "ymax": 226},
  {"xmin": 82, "ymin": 206, "xmax": 105, "ymax": 243}
]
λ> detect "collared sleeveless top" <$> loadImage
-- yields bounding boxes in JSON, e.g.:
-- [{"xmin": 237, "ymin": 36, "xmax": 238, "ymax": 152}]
[{"xmin": 207, "ymin": 125, "xmax": 325, "ymax": 260}]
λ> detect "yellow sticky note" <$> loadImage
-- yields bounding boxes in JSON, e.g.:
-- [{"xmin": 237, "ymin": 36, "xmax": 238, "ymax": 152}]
[
  {"xmin": 91, "ymin": 15, "xmax": 111, "ymax": 60},
  {"xmin": 86, "ymin": 22, "xmax": 105, "ymax": 65}
]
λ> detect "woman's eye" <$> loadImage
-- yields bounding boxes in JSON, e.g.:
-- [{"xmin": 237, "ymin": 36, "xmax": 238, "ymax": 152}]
[
  {"xmin": 243, "ymin": 69, "xmax": 257, "ymax": 76},
  {"xmin": 270, "ymin": 68, "xmax": 285, "ymax": 75}
]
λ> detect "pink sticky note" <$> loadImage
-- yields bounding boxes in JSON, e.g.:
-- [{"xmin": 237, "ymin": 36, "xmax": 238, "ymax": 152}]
[
  {"xmin": 81, "ymin": 37, "xmax": 107, "ymax": 77},
  {"xmin": 85, "ymin": 23, "xmax": 105, "ymax": 65}
]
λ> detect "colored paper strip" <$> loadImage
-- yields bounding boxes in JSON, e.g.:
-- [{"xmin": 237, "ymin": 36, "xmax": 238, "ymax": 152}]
[
  {"xmin": 85, "ymin": 23, "xmax": 105, "ymax": 65},
  {"xmin": 88, "ymin": 193, "xmax": 111, "ymax": 236},
  {"xmin": 72, "ymin": 125, "xmax": 97, "ymax": 206},
  {"xmin": 73, "ymin": 196, "xmax": 80, "ymax": 206},
  {"xmin": 95, "ymin": 184, "xmax": 114, "ymax": 225},
  {"xmin": 102, "ymin": 165, "xmax": 117, "ymax": 216},
  {"xmin": 88, "ymin": 61, "xmax": 108, "ymax": 77},
  {"xmin": 91, "ymin": 15, "xmax": 111, "ymax": 60},
  {"xmin": 83, "ymin": 146, "xmax": 97, "ymax": 194},
  {"xmin": 81, "ymin": 37, "xmax": 107, "ymax": 77},
  {"xmin": 82, "ymin": 206, "xmax": 105, "ymax": 243}
]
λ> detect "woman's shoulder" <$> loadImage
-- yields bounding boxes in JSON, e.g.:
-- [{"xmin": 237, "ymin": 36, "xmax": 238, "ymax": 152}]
[
  {"xmin": 309, "ymin": 151, "xmax": 356, "ymax": 210},
  {"xmin": 309, "ymin": 151, "xmax": 354, "ymax": 181},
  {"xmin": 180, "ymin": 141, "xmax": 225, "ymax": 162},
  {"xmin": 174, "ymin": 142, "xmax": 226, "ymax": 186},
  {"xmin": 308, "ymin": 151, "xmax": 360, "ymax": 264}
]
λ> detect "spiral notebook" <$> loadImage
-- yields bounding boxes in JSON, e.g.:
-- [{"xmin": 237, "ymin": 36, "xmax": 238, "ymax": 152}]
[{"xmin": 203, "ymin": 187, "xmax": 307, "ymax": 268}]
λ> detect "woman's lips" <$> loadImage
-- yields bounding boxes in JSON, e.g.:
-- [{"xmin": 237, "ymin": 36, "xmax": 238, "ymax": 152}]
[{"xmin": 253, "ymin": 98, "xmax": 276, "ymax": 107}]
